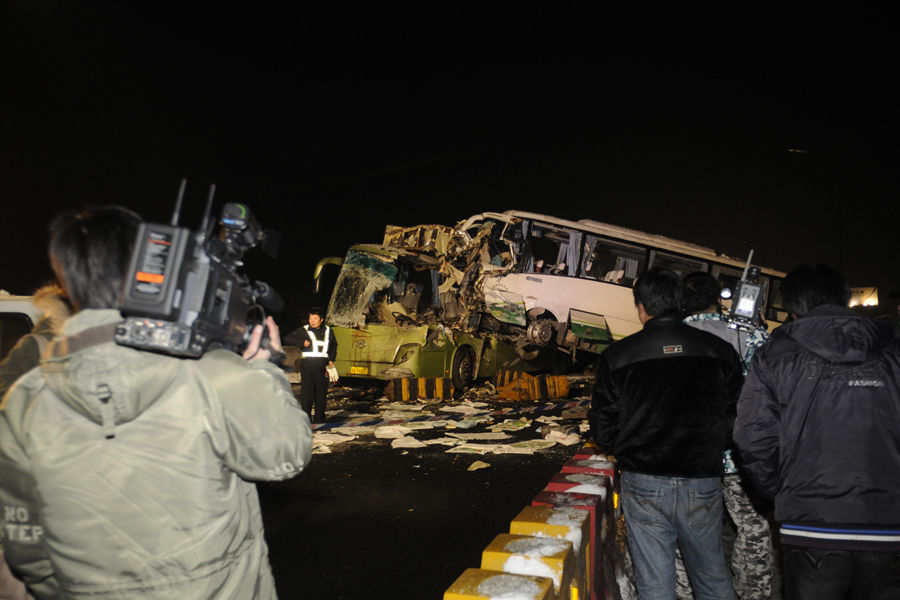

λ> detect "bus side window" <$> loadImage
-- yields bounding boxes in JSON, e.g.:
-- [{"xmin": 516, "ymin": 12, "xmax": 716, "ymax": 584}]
[
  {"xmin": 649, "ymin": 250, "xmax": 708, "ymax": 277},
  {"xmin": 584, "ymin": 238, "xmax": 646, "ymax": 286}
]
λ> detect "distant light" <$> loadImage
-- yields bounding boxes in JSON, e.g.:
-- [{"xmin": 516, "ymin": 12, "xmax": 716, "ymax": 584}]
[
  {"xmin": 788, "ymin": 148, "xmax": 809, "ymax": 153},
  {"xmin": 849, "ymin": 287, "xmax": 878, "ymax": 307}
]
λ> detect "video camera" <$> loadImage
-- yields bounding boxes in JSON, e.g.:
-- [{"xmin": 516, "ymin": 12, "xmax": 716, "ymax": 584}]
[
  {"xmin": 114, "ymin": 180, "xmax": 283, "ymax": 358},
  {"xmin": 722, "ymin": 250, "xmax": 766, "ymax": 332}
]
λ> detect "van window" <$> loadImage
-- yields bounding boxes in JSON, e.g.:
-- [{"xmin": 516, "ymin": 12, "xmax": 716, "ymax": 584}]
[{"xmin": 1, "ymin": 313, "xmax": 32, "ymax": 360}]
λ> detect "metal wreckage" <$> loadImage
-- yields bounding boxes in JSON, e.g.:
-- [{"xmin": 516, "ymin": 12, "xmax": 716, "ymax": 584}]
[
  {"xmin": 320, "ymin": 209, "xmax": 788, "ymax": 392},
  {"xmin": 321, "ymin": 211, "xmax": 628, "ymax": 391}
]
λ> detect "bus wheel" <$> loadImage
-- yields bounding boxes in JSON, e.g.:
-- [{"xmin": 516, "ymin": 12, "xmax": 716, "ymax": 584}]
[
  {"xmin": 526, "ymin": 315, "xmax": 556, "ymax": 347},
  {"xmin": 451, "ymin": 346, "xmax": 476, "ymax": 390}
]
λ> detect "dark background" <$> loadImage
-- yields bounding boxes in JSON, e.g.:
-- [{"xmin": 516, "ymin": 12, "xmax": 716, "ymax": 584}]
[{"xmin": 3, "ymin": 4, "xmax": 898, "ymax": 317}]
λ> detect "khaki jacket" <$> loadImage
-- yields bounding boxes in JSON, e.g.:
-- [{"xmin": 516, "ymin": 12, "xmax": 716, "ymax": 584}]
[{"xmin": 0, "ymin": 309, "xmax": 312, "ymax": 599}]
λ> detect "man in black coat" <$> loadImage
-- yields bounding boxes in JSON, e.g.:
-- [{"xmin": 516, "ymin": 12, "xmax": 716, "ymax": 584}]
[
  {"xmin": 590, "ymin": 267, "xmax": 743, "ymax": 600},
  {"xmin": 734, "ymin": 263, "xmax": 900, "ymax": 599}
]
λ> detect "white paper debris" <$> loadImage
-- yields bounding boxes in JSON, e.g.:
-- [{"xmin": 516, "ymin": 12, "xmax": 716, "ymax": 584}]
[
  {"xmin": 423, "ymin": 437, "xmax": 461, "ymax": 446},
  {"xmin": 391, "ymin": 436, "xmax": 427, "ymax": 449},
  {"xmin": 490, "ymin": 419, "xmax": 532, "ymax": 432},
  {"xmin": 440, "ymin": 405, "xmax": 483, "ymax": 415},
  {"xmin": 543, "ymin": 430, "xmax": 582, "ymax": 446},
  {"xmin": 331, "ymin": 425, "xmax": 377, "ymax": 436},
  {"xmin": 448, "ymin": 417, "xmax": 491, "ymax": 429},
  {"xmin": 448, "ymin": 432, "xmax": 512, "ymax": 441},
  {"xmin": 382, "ymin": 410, "xmax": 434, "ymax": 420},
  {"xmin": 374, "ymin": 425, "xmax": 412, "ymax": 439},
  {"xmin": 446, "ymin": 443, "xmax": 496, "ymax": 454},
  {"xmin": 504, "ymin": 439, "xmax": 557, "ymax": 452},
  {"xmin": 313, "ymin": 432, "xmax": 357, "ymax": 445},
  {"xmin": 379, "ymin": 402, "xmax": 428, "ymax": 411},
  {"xmin": 467, "ymin": 460, "xmax": 491, "ymax": 471}
]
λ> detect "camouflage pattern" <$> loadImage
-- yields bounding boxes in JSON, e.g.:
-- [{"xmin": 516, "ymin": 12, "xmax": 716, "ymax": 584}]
[{"xmin": 674, "ymin": 475, "xmax": 774, "ymax": 599}]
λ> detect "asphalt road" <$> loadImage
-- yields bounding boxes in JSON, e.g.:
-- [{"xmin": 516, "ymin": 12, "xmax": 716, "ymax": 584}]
[{"xmin": 258, "ymin": 391, "xmax": 584, "ymax": 599}]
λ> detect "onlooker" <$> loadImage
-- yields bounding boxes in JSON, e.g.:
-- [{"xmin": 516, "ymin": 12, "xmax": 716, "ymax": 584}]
[
  {"xmin": 299, "ymin": 307, "xmax": 337, "ymax": 424},
  {"xmin": 677, "ymin": 271, "xmax": 774, "ymax": 600},
  {"xmin": 590, "ymin": 267, "xmax": 742, "ymax": 599},
  {"xmin": 0, "ymin": 206, "xmax": 312, "ymax": 599},
  {"xmin": 734, "ymin": 263, "xmax": 900, "ymax": 599}
]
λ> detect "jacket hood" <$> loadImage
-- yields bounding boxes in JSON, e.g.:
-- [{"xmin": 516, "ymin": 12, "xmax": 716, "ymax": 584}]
[
  {"xmin": 776, "ymin": 305, "xmax": 895, "ymax": 364},
  {"xmin": 40, "ymin": 309, "xmax": 181, "ymax": 429}
]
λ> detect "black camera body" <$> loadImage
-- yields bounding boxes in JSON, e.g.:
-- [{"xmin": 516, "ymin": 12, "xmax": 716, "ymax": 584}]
[
  {"xmin": 115, "ymin": 183, "xmax": 281, "ymax": 357},
  {"xmin": 725, "ymin": 259, "xmax": 766, "ymax": 333}
]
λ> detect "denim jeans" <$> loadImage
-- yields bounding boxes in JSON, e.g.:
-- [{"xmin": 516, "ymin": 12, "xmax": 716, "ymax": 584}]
[
  {"xmin": 783, "ymin": 546, "xmax": 900, "ymax": 599},
  {"xmin": 621, "ymin": 471, "xmax": 736, "ymax": 600}
]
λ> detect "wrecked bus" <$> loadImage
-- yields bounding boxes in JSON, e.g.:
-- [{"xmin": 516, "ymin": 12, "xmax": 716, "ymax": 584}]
[
  {"xmin": 321, "ymin": 211, "xmax": 787, "ymax": 387},
  {"xmin": 455, "ymin": 211, "xmax": 788, "ymax": 354},
  {"xmin": 322, "ymin": 240, "xmax": 552, "ymax": 389}
]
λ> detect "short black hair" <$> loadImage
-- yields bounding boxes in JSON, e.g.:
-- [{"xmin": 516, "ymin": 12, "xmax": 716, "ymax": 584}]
[
  {"xmin": 308, "ymin": 307, "xmax": 325, "ymax": 319},
  {"xmin": 633, "ymin": 267, "xmax": 684, "ymax": 317},
  {"xmin": 782, "ymin": 263, "xmax": 851, "ymax": 317},
  {"xmin": 683, "ymin": 271, "xmax": 721, "ymax": 314},
  {"xmin": 48, "ymin": 205, "xmax": 142, "ymax": 311}
]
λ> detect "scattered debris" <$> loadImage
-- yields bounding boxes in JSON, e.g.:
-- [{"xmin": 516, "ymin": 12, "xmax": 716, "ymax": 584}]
[
  {"xmin": 305, "ymin": 384, "xmax": 593, "ymax": 456},
  {"xmin": 448, "ymin": 432, "xmax": 512, "ymax": 441},
  {"xmin": 467, "ymin": 460, "xmax": 491, "ymax": 471},
  {"xmin": 391, "ymin": 436, "xmax": 428, "ymax": 449},
  {"xmin": 447, "ymin": 444, "xmax": 495, "ymax": 455},
  {"xmin": 540, "ymin": 424, "xmax": 583, "ymax": 446},
  {"xmin": 374, "ymin": 425, "xmax": 412, "ymax": 439},
  {"xmin": 489, "ymin": 418, "xmax": 533, "ymax": 432}
]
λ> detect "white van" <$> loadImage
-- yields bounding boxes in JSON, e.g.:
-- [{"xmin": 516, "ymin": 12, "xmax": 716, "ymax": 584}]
[{"xmin": 0, "ymin": 291, "xmax": 42, "ymax": 360}]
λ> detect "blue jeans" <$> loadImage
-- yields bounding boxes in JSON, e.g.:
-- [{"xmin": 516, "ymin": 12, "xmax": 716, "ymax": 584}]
[
  {"xmin": 783, "ymin": 546, "xmax": 900, "ymax": 599},
  {"xmin": 621, "ymin": 471, "xmax": 736, "ymax": 600}
]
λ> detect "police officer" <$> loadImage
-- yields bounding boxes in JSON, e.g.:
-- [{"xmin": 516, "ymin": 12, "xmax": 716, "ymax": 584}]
[{"xmin": 300, "ymin": 307, "xmax": 337, "ymax": 423}]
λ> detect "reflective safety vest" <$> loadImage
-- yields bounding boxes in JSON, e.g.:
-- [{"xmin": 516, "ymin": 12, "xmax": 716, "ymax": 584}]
[{"xmin": 302, "ymin": 325, "xmax": 331, "ymax": 358}]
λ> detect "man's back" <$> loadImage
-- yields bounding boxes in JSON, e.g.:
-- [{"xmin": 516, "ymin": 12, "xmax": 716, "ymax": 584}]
[
  {"xmin": 736, "ymin": 304, "xmax": 900, "ymax": 537},
  {"xmin": 0, "ymin": 309, "xmax": 312, "ymax": 599},
  {"xmin": 590, "ymin": 313, "xmax": 744, "ymax": 478}
]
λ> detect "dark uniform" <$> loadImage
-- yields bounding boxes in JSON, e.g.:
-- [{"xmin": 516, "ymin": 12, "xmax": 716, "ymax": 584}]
[{"xmin": 299, "ymin": 324, "xmax": 337, "ymax": 423}]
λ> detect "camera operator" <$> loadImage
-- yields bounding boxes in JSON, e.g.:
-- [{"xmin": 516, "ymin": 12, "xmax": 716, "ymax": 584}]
[{"xmin": 0, "ymin": 206, "xmax": 312, "ymax": 599}]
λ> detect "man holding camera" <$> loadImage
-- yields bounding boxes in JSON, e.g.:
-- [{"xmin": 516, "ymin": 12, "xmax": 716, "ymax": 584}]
[{"xmin": 0, "ymin": 206, "xmax": 312, "ymax": 599}]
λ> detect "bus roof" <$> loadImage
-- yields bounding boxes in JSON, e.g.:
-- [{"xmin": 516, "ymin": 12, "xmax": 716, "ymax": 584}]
[{"xmin": 461, "ymin": 210, "xmax": 786, "ymax": 278}]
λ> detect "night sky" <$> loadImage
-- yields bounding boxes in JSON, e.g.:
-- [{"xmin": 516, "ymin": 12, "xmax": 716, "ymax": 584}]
[{"xmin": 3, "ymin": 5, "xmax": 898, "ymax": 309}]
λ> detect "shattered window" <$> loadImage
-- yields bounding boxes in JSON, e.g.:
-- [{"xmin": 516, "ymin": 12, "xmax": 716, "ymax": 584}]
[
  {"xmin": 519, "ymin": 224, "xmax": 580, "ymax": 275},
  {"xmin": 648, "ymin": 250, "xmax": 708, "ymax": 277},
  {"xmin": 580, "ymin": 236, "xmax": 646, "ymax": 286},
  {"xmin": 327, "ymin": 250, "xmax": 398, "ymax": 328}
]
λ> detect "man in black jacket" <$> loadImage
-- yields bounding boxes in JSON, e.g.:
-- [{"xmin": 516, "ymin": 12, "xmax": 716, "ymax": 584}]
[
  {"xmin": 590, "ymin": 267, "xmax": 743, "ymax": 600},
  {"xmin": 734, "ymin": 263, "xmax": 900, "ymax": 599}
]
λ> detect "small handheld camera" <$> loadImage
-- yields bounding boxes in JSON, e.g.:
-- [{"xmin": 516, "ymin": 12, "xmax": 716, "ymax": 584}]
[
  {"xmin": 115, "ymin": 180, "xmax": 282, "ymax": 357},
  {"xmin": 723, "ymin": 251, "xmax": 766, "ymax": 332}
]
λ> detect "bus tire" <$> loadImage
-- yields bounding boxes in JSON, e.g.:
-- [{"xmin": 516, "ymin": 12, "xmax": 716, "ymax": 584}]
[{"xmin": 451, "ymin": 346, "xmax": 476, "ymax": 390}]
